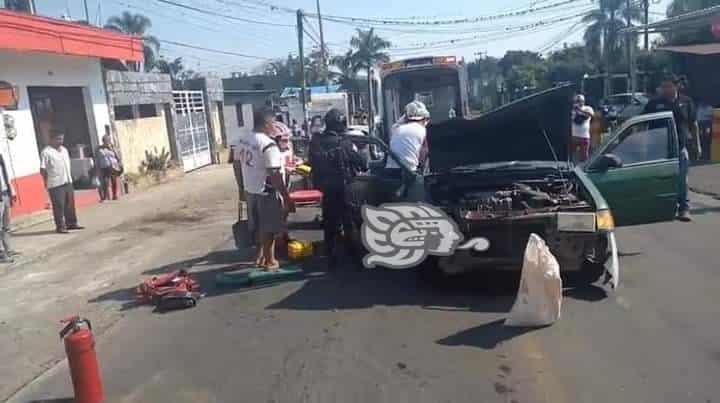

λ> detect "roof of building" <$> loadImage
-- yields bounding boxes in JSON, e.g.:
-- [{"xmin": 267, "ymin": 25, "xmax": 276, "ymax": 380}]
[
  {"xmin": 0, "ymin": 8, "xmax": 143, "ymax": 61},
  {"xmin": 658, "ymin": 43, "xmax": 720, "ymax": 55}
]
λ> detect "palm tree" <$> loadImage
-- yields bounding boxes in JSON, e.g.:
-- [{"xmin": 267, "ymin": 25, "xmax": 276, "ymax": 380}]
[
  {"xmin": 582, "ymin": 0, "xmax": 641, "ymax": 70},
  {"xmin": 330, "ymin": 50, "xmax": 358, "ymax": 91},
  {"xmin": 350, "ymin": 28, "xmax": 391, "ymax": 126},
  {"xmin": 154, "ymin": 57, "xmax": 185, "ymax": 81},
  {"xmin": 105, "ymin": 12, "xmax": 160, "ymax": 72}
]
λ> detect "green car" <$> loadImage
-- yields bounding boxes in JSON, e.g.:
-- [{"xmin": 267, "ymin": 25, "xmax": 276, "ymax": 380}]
[{"xmin": 348, "ymin": 84, "xmax": 679, "ymax": 286}]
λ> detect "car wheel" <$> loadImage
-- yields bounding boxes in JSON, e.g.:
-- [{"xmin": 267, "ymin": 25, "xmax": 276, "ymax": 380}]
[{"xmin": 563, "ymin": 236, "xmax": 608, "ymax": 286}]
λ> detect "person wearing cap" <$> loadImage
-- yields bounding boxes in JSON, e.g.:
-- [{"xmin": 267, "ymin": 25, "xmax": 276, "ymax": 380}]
[
  {"xmin": 571, "ymin": 94, "xmax": 594, "ymax": 163},
  {"xmin": 386, "ymin": 101, "xmax": 431, "ymax": 177},
  {"xmin": 308, "ymin": 108, "xmax": 366, "ymax": 269}
]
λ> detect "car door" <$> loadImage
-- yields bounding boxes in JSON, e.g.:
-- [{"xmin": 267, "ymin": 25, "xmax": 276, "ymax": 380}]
[
  {"xmin": 346, "ymin": 136, "xmax": 411, "ymax": 207},
  {"xmin": 585, "ymin": 111, "xmax": 679, "ymax": 226}
]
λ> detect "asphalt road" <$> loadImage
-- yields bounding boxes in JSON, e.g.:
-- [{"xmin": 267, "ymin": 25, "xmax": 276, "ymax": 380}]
[{"xmin": 8, "ymin": 192, "xmax": 720, "ymax": 403}]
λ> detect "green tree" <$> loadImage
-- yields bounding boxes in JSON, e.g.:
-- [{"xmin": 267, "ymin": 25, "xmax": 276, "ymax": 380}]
[
  {"xmin": 105, "ymin": 11, "xmax": 160, "ymax": 72},
  {"xmin": 545, "ymin": 45, "xmax": 597, "ymax": 86},
  {"xmin": 582, "ymin": 0, "xmax": 642, "ymax": 71},
  {"xmin": 153, "ymin": 57, "xmax": 185, "ymax": 81},
  {"xmin": 350, "ymin": 28, "xmax": 391, "ymax": 118},
  {"xmin": 330, "ymin": 50, "xmax": 359, "ymax": 91}
]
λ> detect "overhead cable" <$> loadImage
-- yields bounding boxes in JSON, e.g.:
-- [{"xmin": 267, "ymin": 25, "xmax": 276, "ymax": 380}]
[
  {"xmin": 158, "ymin": 39, "xmax": 273, "ymax": 60},
  {"xmin": 309, "ymin": 0, "xmax": 591, "ymax": 26},
  {"xmin": 153, "ymin": 0, "xmax": 294, "ymax": 27}
]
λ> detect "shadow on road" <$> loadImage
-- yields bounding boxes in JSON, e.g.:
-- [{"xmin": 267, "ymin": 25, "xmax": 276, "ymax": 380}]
[
  {"xmin": 691, "ymin": 206, "xmax": 720, "ymax": 215},
  {"xmin": 89, "ymin": 244, "xmax": 610, "ymax": 315},
  {"xmin": 437, "ymin": 319, "xmax": 545, "ymax": 349},
  {"xmin": 88, "ymin": 248, "xmax": 259, "ymax": 311},
  {"xmin": 27, "ymin": 399, "xmax": 74, "ymax": 403},
  {"xmin": 11, "ymin": 230, "xmax": 58, "ymax": 237}
]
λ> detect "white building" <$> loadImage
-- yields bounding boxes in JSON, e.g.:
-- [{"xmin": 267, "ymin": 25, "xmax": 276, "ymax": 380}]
[{"xmin": 0, "ymin": 9, "xmax": 142, "ymax": 216}]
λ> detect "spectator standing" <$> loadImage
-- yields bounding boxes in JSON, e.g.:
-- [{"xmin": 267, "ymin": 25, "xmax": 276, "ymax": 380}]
[
  {"xmin": 96, "ymin": 134, "xmax": 122, "ymax": 201},
  {"xmin": 236, "ymin": 109, "xmax": 294, "ymax": 271},
  {"xmin": 40, "ymin": 132, "xmax": 84, "ymax": 234},
  {"xmin": 696, "ymin": 98, "xmax": 713, "ymax": 161},
  {"xmin": 643, "ymin": 75, "xmax": 698, "ymax": 222},
  {"xmin": 571, "ymin": 94, "xmax": 594, "ymax": 162},
  {"xmin": 0, "ymin": 153, "xmax": 17, "ymax": 263}
]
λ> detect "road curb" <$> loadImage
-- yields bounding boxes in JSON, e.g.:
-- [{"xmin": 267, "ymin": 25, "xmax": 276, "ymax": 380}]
[{"xmin": 689, "ymin": 186, "xmax": 720, "ymax": 199}]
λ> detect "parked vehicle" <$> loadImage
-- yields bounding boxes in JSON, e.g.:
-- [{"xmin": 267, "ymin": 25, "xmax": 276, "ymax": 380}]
[
  {"xmin": 345, "ymin": 84, "xmax": 679, "ymax": 283},
  {"xmin": 600, "ymin": 92, "xmax": 649, "ymax": 123}
]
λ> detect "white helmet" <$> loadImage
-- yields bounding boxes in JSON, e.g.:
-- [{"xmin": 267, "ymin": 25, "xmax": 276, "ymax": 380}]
[{"xmin": 405, "ymin": 101, "xmax": 430, "ymax": 121}]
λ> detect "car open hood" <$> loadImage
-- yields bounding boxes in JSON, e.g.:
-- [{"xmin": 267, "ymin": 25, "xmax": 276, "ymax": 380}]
[{"xmin": 427, "ymin": 84, "xmax": 573, "ymax": 172}]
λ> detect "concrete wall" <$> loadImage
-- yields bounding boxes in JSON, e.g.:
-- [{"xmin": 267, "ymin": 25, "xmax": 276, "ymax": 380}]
[
  {"xmin": 114, "ymin": 108, "xmax": 171, "ymax": 174},
  {"xmin": 210, "ymin": 106, "xmax": 223, "ymax": 146},
  {"xmin": 0, "ymin": 50, "xmax": 110, "ymax": 215},
  {"xmin": 223, "ymin": 103, "xmax": 253, "ymax": 146},
  {"xmin": 105, "ymin": 71, "xmax": 173, "ymax": 106}
]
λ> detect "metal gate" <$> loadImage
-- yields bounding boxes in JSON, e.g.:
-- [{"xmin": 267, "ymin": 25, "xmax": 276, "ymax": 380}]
[{"xmin": 172, "ymin": 90, "xmax": 211, "ymax": 172}]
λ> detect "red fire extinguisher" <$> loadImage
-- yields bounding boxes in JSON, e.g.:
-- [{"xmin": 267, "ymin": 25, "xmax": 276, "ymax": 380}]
[{"xmin": 59, "ymin": 316, "xmax": 104, "ymax": 403}]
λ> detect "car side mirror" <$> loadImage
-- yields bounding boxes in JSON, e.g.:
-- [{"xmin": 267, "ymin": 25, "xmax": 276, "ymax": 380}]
[{"xmin": 594, "ymin": 153, "xmax": 623, "ymax": 171}]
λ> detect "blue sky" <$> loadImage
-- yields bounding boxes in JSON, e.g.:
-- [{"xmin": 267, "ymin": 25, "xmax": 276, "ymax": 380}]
[{"xmin": 34, "ymin": 0, "xmax": 672, "ymax": 76}]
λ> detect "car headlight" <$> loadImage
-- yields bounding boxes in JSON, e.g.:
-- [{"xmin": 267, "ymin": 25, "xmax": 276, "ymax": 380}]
[
  {"xmin": 596, "ymin": 209, "xmax": 615, "ymax": 231},
  {"xmin": 557, "ymin": 212, "xmax": 596, "ymax": 232}
]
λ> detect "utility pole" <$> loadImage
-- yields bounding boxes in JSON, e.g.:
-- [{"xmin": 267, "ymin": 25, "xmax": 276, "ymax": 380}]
[
  {"xmin": 626, "ymin": 0, "xmax": 636, "ymax": 93},
  {"xmin": 316, "ymin": 0, "xmax": 330, "ymax": 92},
  {"xmin": 83, "ymin": 0, "xmax": 90, "ymax": 23},
  {"xmin": 643, "ymin": 0, "xmax": 649, "ymax": 51},
  {"xmin": 296, "ymin": 10, "xmax": 308, "ymax": 124}
]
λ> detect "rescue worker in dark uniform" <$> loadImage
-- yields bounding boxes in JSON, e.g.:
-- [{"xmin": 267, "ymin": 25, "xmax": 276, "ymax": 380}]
[
  {"xmin": 308, "ymin": 108, "xmax": 366, "ymax": 269},
  {"xmin": 643, "ymin": 75, "xmax": 699, "ymax": 222}
]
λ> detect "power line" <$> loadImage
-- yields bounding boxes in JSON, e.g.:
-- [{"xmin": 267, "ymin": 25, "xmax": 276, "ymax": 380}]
[
  {"xmin": 311, "ymin": 3, "xmax": 594, "ymax": 35},
  {"xmin": 303, "ymin": 16, "xmax": 322, "ymax": 43},
  {"xmin": 112, "ymin": 0, "xmax": 281, "ymax": 49},
  {"xmin": 152, "ymin": 0, "xmax": 294, "ymax": 27},
  {"xmin": 310, "ymin": 0, "xmax": 591, "ymax": 26},
  {"xmin": 158, "ymin": 39, "xmax": 273, "ymax": 60},
  {"xmin": 389, "ymin": 15, "xmax": 591, "ymax": 57},
  {"xmin": 390, "ymin": 9, "xmax": 592, "ymax": 51}
]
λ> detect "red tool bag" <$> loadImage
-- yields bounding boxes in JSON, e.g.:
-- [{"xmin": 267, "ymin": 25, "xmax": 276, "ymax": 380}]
[
  {"xmin": 289, "ymin": 189, "xmax": 323, "ymax": 206},
  {"xmin": 136, "ymin": 270, "xmax": 201, "ymax": 310}
]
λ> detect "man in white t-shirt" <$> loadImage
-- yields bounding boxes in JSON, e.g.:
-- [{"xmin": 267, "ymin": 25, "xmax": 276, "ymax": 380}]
[
  {"xmin": 235, "ymin": 109, "xmax": 294, "ymax": 270},
  {"xmin": 386, "ymin": 101, "xmax": 431, "ymax": 173},
  {"xmin": 40, "ymin": 132, "xmax": 83, "ymax": 234},
  {"xmin": 571, "ymin": 94, "xmax": 594, "ymax": 162}
]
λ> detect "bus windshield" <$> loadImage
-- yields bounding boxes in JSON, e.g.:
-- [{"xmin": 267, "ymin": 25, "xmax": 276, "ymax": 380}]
[{"xmin": 382, "ymin": 67, "xmax": 461, "ymax": 127}]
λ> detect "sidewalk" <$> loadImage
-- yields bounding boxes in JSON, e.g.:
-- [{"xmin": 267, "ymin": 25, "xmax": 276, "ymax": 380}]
[
  {"xmin": 4, "ymin": 169, "xmax": 187, "ymax": 270},
  {"xmin": 689, "ymin": 162, "xmax": 720, "ymax": 197},
  {"xmin": 0, "ymin": 164, "xmax": 239, "ymax": 400}
]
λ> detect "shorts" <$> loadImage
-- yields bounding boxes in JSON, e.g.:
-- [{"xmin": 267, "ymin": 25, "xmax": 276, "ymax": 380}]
[{"xmin": 246, "ymin": 191, "xmax": 283, "ymax": 237}]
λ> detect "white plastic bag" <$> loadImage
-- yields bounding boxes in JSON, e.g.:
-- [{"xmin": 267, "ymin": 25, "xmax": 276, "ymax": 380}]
[{"xmin": 505, "ymin": 233, "xmax": 562, "ymax": 327}]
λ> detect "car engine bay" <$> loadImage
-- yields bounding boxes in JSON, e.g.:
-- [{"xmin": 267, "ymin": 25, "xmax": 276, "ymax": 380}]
[{"xmin": 430, "ymin": 174, "xmax": 592, "ymax": 221}]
